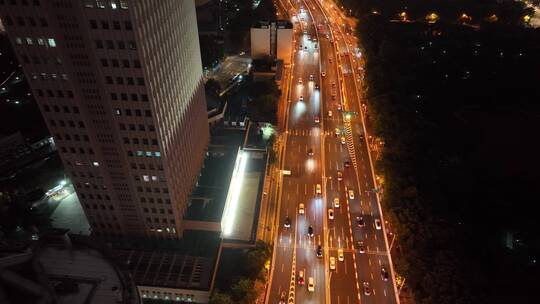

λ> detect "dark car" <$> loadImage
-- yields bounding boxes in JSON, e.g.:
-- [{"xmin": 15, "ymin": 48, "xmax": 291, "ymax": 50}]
[
  {"xmin": 356, "ymin": 216, "xmax": 365, "ymax": 227},
  {"xmin": 308, "ymin": 148, "xmax": 314, "ymax": 156},
  {"xmin": 344, "ymin": 160, "xmax": 351, "ymax": 168},
  {"xmin": 381, "ymin": 266, "xmax": 389, "ymax": 281},
  {"xmin": 315, "ymin": 83, "xmax": 319, "ymax": 90},
  {"xmin": 308, "ymin": 225, "xmax": 314, "ymax": 237},
  {"xmin": 284, "ymin": 216, "xmax": 291, "ymax": 228},
  {"xmin": 316, "ymin": 245, "xmax": 323, "ymax": 257}
]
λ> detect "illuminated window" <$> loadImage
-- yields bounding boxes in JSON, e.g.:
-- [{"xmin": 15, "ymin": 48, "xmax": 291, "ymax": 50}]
[
  {"xmin": 111, "ymin": 0, "xmax": 117, "ymax": 9},
  {"xmin": 143, "ymin": 175, "xmax": 150, "ymax": 182},
  {"xmin": 26, "ymin": 37, "xmax": 33, "ymax": 45},
  {"xmin": 37, "ymin": 38, "xmax": 45, "ymax": 45},
  {"xmin": 120, "ymin": 0, "xmax": 128, "ymax": 9},
  {"xmin": 15, "ymin": 37, "xmax": 22, "ymax": 45},
  {"xmin": 47, "ymin": 38, "xmax": 56, "ymax": 47},
  {"xmin": 151, "ymin": 176, "xmax": 158, "ymax": 181},
  {"xmin": 155, "ymin": 151, "xmax": 161, "ymax": 157}
]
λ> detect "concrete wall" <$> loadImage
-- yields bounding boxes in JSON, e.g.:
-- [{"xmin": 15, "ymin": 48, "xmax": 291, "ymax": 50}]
[
  {"xmin": 250, "ymin": 27, "xmax": 271, "ymax": 58},
  {"xmin": 277, "ymin": 28, "xmax": 293, "ymax": 65}
]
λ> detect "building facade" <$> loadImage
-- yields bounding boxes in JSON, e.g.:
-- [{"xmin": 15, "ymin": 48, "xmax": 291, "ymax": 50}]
[
  {"xmin": 250, "ymin": 20, "xmax": 293, "ymax": 64},
  {"xmin": 0, "ymin": 0, "xmax": 209, "ymax": 239}
]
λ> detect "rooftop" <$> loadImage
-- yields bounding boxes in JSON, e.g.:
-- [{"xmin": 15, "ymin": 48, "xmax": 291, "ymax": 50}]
[{"xmin": 114, "ymin": 230, "xmax": 220, "ymax": 291}]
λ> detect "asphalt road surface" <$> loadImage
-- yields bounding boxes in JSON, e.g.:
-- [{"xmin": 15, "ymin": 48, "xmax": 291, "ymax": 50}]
[{"xmin": 268, "ymin": 1, "xmax": 399, "ymax": 303}]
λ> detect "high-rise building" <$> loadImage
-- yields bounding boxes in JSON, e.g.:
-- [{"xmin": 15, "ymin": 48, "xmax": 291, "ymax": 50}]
[{"xmin": 0, "ymin": 0, "xmax": 209, "ymax": 239}]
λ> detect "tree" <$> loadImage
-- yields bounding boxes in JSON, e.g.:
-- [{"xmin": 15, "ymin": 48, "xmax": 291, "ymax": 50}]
[
  {"xmin": 205, "ymin": 78, "xmax": 222, "ymax": 97},
  {"xmin": 209, "ymin": 292, "xmax": 234, "ymax": 304},
  {"xmin": 230, "ymin": 278, "xmax": 257, "ymax": 303}
]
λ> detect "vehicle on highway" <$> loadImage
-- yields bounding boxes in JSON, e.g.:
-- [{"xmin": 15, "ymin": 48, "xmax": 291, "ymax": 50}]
[
  {"xmin": 328, "ymin": 110, "xmax": 333, "ymax": 117},
  {"xmin": 298, "ymin": 270, "xmax": 305, "ymax": 285},
  {"xmin": 348, "ymin": 189, "xmax": 354, "ymax": 199},
  {"xmin": 308, "ymin": 148, "xmax": 314, "ymax": 156},
  {"xmin": 321, "ymin": 71, "xmax": 326, "ymax": 77},
  {"xmin": 299, "ymin": 44, "xmax": 303, "ymax": 50},
  {"xmin": 316, "ymin": 184, "xmax": 322, "ymax": 194},
  {"xmin": 314, "ymin": 115, "xmax": 320, "ymax": 123},
  {"xmin": 338, "ymin": 249, "xmax": 344, "ymax": 261},
  {"xmin": 337, "ymin": 171, "xmax": 343, "ymax": 181},
  {"xmin": 329, "ymin": 57, "xmax": 333, "ymax": 63},
  {"xmin": 340, "ymin": 136, "xmax": 346, "ymax": 144},
  {"xmin": 328, "ymin": 208, "xmax": 334, "ymax": 220},
  {"xmin": 357, "ymin": 241, "xmax": 366, "ymax": 253},
  {"xmin": 381, "ymin": 266, "xmax": 389, "ymax": 281},
  {"xmin": 334, "ymin": 197, "xmax": 340, "ymax": 208},
  {"xmin": 279, "ymin": 291, "xmax": 286, "ymax": 304},
  {"xmin": 309, "ymin": 74, "xmax": 314, "ymax": 81},
  {"xmin": 335, "ymin": 128, "xmax": 341, "ymax": 136},
  {"xmin": 315, "ymin": 83, "xmax": 319, "ymax": 90},
  {"xmin": 308, "ymin": 277, "xmax": 315, "ymax": 292},
  {"xmin": 284, "ymin": 216, "xmax": 291, "ymax": 228},
  {"xmin": 298, "ymin": 77, "xmax": 302, "ymax": 83},
  {"xmin": 375, "ymin": 218, "xmax": 382, "ymax": 230},
  {"xmin": 299, "ymin": 95, "xmax": 304, "ymax": 101},
  {"xmin": 304, "ymin": 46, "xmax": 307, "ymax": 50},
  {"xmin": 308, "ymin": 225, "xmax": 314, "ymax": 237},
  {"xmin": 337, "ymin": 104, "xmax": 342, "ymax": 111},
  {"xmin": 299, "ymin": 203, "xmax": 305, "ymax": 215},
  {"xmin": 344, "ymin": 160, "xmax": 351, "ymax": 168},
  {"xmin": 330, "ymin": 257, "xmax": 336, "ymax": 270},
  {"xmin": 363, "ymin": 282, "xmax": 371, "ymax": 296},
  {"xmin": 316, "ymin": 245, "xmax": 323, "ymax": 257},
  {"xmin": 356, "ymin": 216, "xmax": 365, "ymax": 227}
]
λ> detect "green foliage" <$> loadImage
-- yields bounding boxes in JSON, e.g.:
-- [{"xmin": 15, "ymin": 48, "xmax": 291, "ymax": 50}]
[
  {"xmin": 345, "ymin": 1, "xmax": 540, "ymax": 303},
  {"xmin": 205, "ymin": 78, "xmax": 222, "ymax": 97},
  {"xmin": 230, "ymin": 278, "xmax": 257, "ymax": 303},
  {"xmin": 200, "ymin": 35, "xmax": 223, "ymax": 69},
  {"xmin": 209, "ymin": 292, "xmax": 234, "ymax": 304},
  {"xmin": 248, "ymin": 81, "xmax": 280, "ymax": 124}
]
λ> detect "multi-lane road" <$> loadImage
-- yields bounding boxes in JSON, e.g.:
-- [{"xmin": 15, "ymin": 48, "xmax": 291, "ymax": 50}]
[{"xmin": 267, "ymin": 0, "xmax": 399, "ymax": 304}]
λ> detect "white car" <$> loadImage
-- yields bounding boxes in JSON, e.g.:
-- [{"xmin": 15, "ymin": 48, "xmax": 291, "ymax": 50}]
[
  {"xmin": 334, "ymin": 197, "xmax": 340, "ymax": 208},
  {"xmin": 298, "ymin": 77, "xmax": 302, "ymax": 83},
  {"xmin": 338, "ymin": 249, "xmax": 344, "ymax": 261},
  {"xmin": 316, "ymin": 184, "xmax": 322, "ymax": 194},
  {"xmin": 375, "ymin": 219, "xmax": 382, "ymax": 230},
  {"xmin": 328, "ymin": 110, "xmax": 333, "ymax": 117},
  {"xmin": 309, "ymin": 74, "xmax": 314, "ymax": 81},
  {"xmin": 308, "ymin": 277, "xmax": 315, "ymax": 292},
  {"xmin": 299, "ymin": 203, "xmax": 305, "ymax": 215},
  {"xmin": 328, "ymin": 208, "xmax": 334, "ymax": 220},
  {"xmin": 314, "ymin": 116, "xmax": 320, "ymax": 124},
  {"xmin": 341, "ymin": 136, "xmax": 346, "ymax": 144},
  {"xmin": 348, "ymin": 189, "xmax": 354, "ymax": 199},
  {"xmin": 330, "ymin": 257, "xmax": 336, "ymax": 270}
]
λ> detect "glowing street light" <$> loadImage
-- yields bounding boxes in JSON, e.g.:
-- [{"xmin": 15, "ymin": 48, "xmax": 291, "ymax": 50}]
[{"xmin": 426, "ymin": 12, "xmax": 439, "ymax": 24}]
